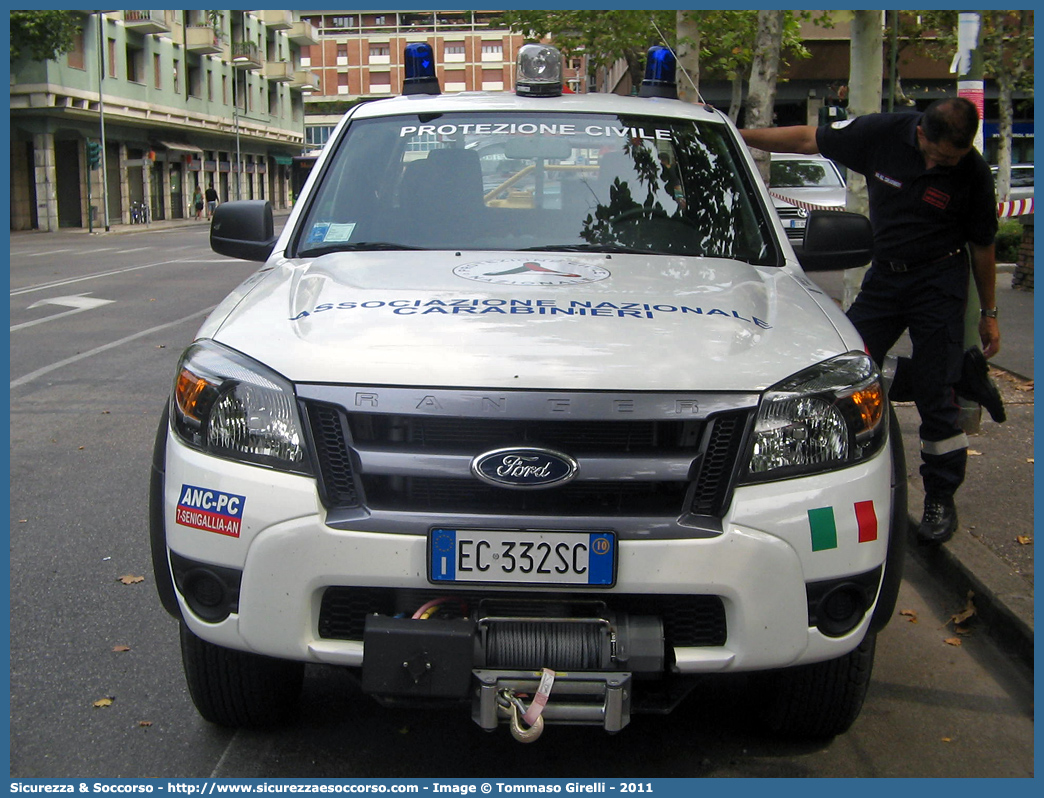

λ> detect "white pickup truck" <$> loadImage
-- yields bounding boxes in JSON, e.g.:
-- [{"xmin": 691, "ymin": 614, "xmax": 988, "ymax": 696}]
[{"xmin": 150, "ymin": 44, "xmax": 905, "ymax": 741}]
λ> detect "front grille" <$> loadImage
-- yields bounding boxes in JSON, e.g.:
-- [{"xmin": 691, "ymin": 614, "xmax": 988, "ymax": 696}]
[
  {"xmin": 300, "ymin": 392, "xmax": 752, "ymax": 521},
  {"xmin": 318, "ymin": 586, "xmax": 727, "ymax": 648}
]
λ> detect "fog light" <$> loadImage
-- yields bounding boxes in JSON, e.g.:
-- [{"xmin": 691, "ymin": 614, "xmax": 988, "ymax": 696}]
[
  {"xmin": 170, "ymin": 551, "xmax": 241, "ymax": 623},
  {"xmin": 817, "ymin": 585, "xmax": 866, "ymax": 637}
]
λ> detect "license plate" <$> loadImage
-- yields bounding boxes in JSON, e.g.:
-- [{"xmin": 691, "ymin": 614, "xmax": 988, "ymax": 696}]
[
  {"xmin": 787, "ymin": 218, "xmax": 806, "ymax": 229},
  {"xmin": 429, "ymin": 529, "xmax": 616, "ymax": 586}
]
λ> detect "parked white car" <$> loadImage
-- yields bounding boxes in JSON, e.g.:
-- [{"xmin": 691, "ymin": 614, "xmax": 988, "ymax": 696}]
[
  {"xmin": 150, "ymin": 44, "xmax": 904, "ymax": 742},
  {"xmin": 769, "ymin": 153, "xmax": 847, "ymax": 241}
]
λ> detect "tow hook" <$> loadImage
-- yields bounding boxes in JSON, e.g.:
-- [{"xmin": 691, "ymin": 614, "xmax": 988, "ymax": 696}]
[{"xmin": 498, "ymin": 669, "xmax": 555, "ymax": 743}]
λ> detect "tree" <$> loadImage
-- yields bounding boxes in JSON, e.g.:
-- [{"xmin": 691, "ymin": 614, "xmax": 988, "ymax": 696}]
[
  {"xmin": 493, "ymin": 10, "xmax": 676, "ymax": 92},
  {"xmin": 906, "ymin": 11, "xmax": 1035, "ymax": 200},
  {"xmin": 9, "ymin": 10, "xmax": 83, "ymax": 63},
  {"xmin": 744, "ymin": 10, "xmax": 785, "ymax": 182},
  {"xmin": 698, "ymin": 11, "xmax": 829, "ymax": 122}
]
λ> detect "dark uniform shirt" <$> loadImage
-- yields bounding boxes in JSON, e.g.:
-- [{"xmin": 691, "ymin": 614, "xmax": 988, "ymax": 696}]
[{"xmin": 815, "ymin": 112, "xmax": 997, "ymax": 263}]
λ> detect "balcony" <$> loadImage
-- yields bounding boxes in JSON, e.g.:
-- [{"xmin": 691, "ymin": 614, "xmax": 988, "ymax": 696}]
[
  {"xmin": 288, "ymin": 20, "xmax": 319, "ymax": 46},
  {"xmin": 231, "ymin": 41, "xmax": 263, "ymax": 70},
  {"xmin": 264, "ymin": 61, "xmax": 294, "ymax": 83},
  {"xmin": 123, "ymin": 10, "xmax": 170, "ymax": 35},
  {"xmin": 185, "ymin": 25, "xmax": 222, "ymax": 56},
  {"xmin": 260, "ymin": 10, "xmax": 294, "ymax": 31},
  {"xmin": 289, "ymin": 69, "xmax": 320, "ymax": 93}
]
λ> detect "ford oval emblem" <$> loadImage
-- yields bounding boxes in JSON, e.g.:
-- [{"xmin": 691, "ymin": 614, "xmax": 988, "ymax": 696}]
[{"xmin": 471, "ymin": 447, "xmax": 579, "ymax": 490}]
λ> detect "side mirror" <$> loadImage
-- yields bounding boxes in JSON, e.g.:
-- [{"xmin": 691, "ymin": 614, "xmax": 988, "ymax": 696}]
[
  {"xmin": 210, "ymin": 200, "xmax": 277, "ymax": 262},
  {"xmin": 794, "ymin": 210, "xmax": 873, "ymax": 272}
]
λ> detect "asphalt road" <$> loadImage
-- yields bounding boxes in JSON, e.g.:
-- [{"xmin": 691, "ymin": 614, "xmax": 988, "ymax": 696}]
[{"xmin": 7, "ymin": 226, "xmax": 1034, "ymax": 779}]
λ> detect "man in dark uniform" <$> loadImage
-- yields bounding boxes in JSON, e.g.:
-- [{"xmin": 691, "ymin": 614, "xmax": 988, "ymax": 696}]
[{"xmin": 741, "ymin": 97, "xmax": 1003, "ymax": 545}]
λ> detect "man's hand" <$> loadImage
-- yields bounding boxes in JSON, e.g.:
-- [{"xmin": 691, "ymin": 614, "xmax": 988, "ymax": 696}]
[{"xmin": 980, "ymin": 316, "xmax": 1001, "ymax": 359}]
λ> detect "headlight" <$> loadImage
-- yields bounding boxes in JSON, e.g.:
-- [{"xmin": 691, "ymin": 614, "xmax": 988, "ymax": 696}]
[
  {"xmin": 170, "ymin": 341, "xmax": 309, "ymax": 473},
  {"xmin": 742, "ymin": 352, "xmax": 886, "ymax": 481}
]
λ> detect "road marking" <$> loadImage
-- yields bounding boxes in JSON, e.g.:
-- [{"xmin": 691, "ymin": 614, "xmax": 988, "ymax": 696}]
[
  {"xmin": 24, "ymin": 249, "xmax": 73, "ymax": 257},
  {"xmin": 113, "ymin": 246, "xmax": 154, "ymax": 254},
  {"xmin": 10, "ymin": 306, "xmax": 215, "ymax": 389},
  {"xmin": 11, "ymin": 293, "xmax": 116, "ymax": 332},
  {"xmin": 11, "ymin": 259, "xmax": 195, "ymax": 296}
]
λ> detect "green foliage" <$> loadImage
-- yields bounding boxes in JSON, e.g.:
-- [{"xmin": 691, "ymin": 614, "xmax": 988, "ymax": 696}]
[
  {"xmin": 10, "ymin": 10, "xmax": 83, "ymax": 63},
  {"xmin": 995, "ymin": 218, "xmax": 1023, "ymax": 263}
]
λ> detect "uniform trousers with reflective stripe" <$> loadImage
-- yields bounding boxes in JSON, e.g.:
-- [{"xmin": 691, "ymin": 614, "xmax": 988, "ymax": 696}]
[{"xmin": 846, "ymin": 254, "xmax": 969, "ymax": 499}]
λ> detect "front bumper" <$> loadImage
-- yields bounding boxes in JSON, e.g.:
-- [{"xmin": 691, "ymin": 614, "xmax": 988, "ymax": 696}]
[{"xmin": 160, "ymin": 431, "xmax": 893, "ymax": 673}]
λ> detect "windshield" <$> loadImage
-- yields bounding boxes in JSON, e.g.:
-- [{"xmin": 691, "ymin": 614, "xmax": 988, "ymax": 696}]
[
  {"xmin": 295, "ymin": 111, "xmax": 777, "ymax": 263},
  {"xmin": 770, "ymin": 159, "xmax": 844, "ymax": 189}
]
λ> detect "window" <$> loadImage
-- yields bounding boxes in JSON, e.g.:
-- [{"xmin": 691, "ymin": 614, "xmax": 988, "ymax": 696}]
[
  {"xmin": 67, "ymin": 29, "xmax": 85, "ymax": 70},
  {"xmin": 269, "ymin": 87, "xmax": 279, "ymax": 117},
  {"xmin": 154, "ymin": 53, "xmax": 161, "ymax": 88},
  {"xmin": 126, "ymin": 44, "xmax": 145, "ymax": 83},
  {"xmin": 337, "ymin": 44, "xmax": 348, "ymax": 59},
  {"xmin": 481, "ymin": 43, "xmax": 502, "ymax": 55},
  {"xmin": 173, "ymin": 59, "xmax": 180, "ymax": 92},
  {"xmin": 222, "ymin": 73, "xmax": 228, "ymax": 105},
  {"xmin": 337, "ymin": 71, "xmax": 349, "ymax": 95},
  {"xmin": 108, "ymin": 38, "xmax": 117, "ymax": 78},
  {"xmin": 207, "ymin": 70, "xmax": 214, "ymax": 102},
  {"xmin": 306, "ymin": 126, "xmax": 335, "ymax": 147},
  {"xmin": 300, "ymin": 45, "xmax": 311, "ymax": 67},
  {"xmin": 188, "ymin": 62, "xmax": 202, "ymax": 97},
  {"xmin": 369, "ymin": 44, "xmax": 390, "ymax": 57}
]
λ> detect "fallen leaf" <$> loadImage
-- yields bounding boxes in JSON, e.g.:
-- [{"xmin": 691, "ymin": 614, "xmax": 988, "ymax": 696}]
[
  {"xmin": 1027, "ymin": 458, "xmax": 1034, "ymax": 465},
  {"xmin": 118, "ymin": 575, "xmax": 145, "ymax": 585},
  {"xmin": 954, "ymin": 624, "xmax": 974, "ymax": 636},
  {"xmin": 941, "ymin": 737, "xmax": 953, "ymax": 743},
  {"xmin": 138, "ymin": 721, "xmax": 153, "ymax": 727},
  {"xmin": 899, "ymin": 609, "xmax": 919, "ymax": 623},
  {"xmin": 112, "ymin": 645, "xmax": 131, "ymax": 653},
  {"xmin": 943, "ymin": 637, "xmax": 962, "ymax": 647},
  {"xmin": 78, "ymin": 446, "xmax": 85, "ymax": 451},
  {"xmin": 1016, "ymin": 381, "xmax": 1034, "ymax": 392},
  {"xmin": 93, "ymin": 697, "xmax": 114, "ymax": 708},
  {"xmin": 967, "ymin": 449, "xmax": 982, "ymax": 456},
  {"xmin": 948, "ymin": 590, "xmax": 976, "ymax": 627}
]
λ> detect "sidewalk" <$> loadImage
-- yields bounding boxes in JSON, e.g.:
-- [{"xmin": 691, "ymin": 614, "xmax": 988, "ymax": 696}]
[{"xmin": 815, "ymin": 265, "xmax": 1035, "ymax": 668}]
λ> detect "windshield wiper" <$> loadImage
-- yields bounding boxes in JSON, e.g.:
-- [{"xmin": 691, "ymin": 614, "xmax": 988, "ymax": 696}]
[
  {"xmin": 297, "ymin": 242, "xmax": 427, "ymax": 258},
  {"xmin": 519, "ymin": 244, "xmax": 673, "ymax": 256}
]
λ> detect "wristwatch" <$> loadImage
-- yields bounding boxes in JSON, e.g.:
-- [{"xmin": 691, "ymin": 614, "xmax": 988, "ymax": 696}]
[{"xmin": 981, "ymin": 307, "xmax": 998, "ymax": 319}]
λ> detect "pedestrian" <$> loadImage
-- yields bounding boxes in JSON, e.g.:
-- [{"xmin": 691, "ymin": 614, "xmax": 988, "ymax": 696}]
[
  {"xmin": 205, "ymin": 183, "xmax": 219, "ymax": 219},
  {"xmin": 741, "ymin": 97, "xmax": 1004, "ymax": 545},
  {"xmin": 192, "ymin": 185, "xmax": 204, "ymax": 221}
]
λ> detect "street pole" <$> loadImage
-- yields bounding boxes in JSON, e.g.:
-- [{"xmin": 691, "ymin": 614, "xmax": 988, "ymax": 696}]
[
  {"xmin": 97, "ymin": 11, "xmax": 111, "ymax": 231},
  {"xmin": 233, "ymin": 67, "xmax": 242, "ymax": 201},
  {"xmin": 953, "ymin": 10, "xmax": 985, "ymax": 433}
]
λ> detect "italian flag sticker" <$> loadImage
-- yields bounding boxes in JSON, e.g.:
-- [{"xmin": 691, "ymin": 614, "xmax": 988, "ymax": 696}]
[{"xmin": 808, "ymin": 501, "xmax": 877, "ymax": 551}]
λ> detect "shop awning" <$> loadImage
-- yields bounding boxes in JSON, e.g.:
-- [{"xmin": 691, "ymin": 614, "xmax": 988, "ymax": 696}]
[
  {"xmin": 156, "ymin": 140, "xmax": 204, "ymax": 156},
  {"xmin": 271, "ymin": 154, "xmax": 295, "ymax": 166}
]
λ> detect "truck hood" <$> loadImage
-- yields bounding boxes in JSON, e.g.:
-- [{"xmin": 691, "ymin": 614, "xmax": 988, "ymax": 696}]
[{"xmin": 206, "ymin": 251, "xmax": 850, "ymax": 392}]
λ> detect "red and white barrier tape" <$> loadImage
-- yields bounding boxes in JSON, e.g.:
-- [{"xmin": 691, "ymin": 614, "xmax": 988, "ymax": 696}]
[{"xmin": 770, "ymin": 191, "xmax": 1033, "ymax": 218}]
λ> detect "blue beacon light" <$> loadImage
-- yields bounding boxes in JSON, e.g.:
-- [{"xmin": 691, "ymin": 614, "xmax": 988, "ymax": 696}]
[
  {"xmin": 403, "ymin": 42, "xmax": 441, "ymax": 95},
  {"xmin": 639, "ymin": 46, "xmax": 678, "ymax": 99}
]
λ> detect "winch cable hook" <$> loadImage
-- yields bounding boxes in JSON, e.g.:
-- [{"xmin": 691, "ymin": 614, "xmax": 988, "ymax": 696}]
[{"xmin": 501, "ymin": 690, "xmax": 544, "ymax": 743}]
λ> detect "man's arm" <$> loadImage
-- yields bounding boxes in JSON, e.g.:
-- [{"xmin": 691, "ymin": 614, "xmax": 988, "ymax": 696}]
[
  {"xmin": 969, "ymin": 241, "xmax": 1000, "ymax": 358},
  {"xmin": 740, "ymin": 125, "xmax": 821, "ymax": 154}
]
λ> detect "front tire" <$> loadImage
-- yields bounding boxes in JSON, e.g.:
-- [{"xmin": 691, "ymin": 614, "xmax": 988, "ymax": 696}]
[
  {"xmin": 755, "ymin": 631, "xmax": 876, "ymax": 739},
  {"xmin": 180, "ymin": 623, "xmax": 304, "ymax": 728}
]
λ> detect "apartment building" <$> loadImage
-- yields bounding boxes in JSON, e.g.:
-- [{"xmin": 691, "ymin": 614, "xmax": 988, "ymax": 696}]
[
  {"xmin": 10, "ymin": 10, "xmax": 321, "ymax": 231},
  {"xmin": 295, "ymin": 10, "xmax": 586, "ymax": 150}
]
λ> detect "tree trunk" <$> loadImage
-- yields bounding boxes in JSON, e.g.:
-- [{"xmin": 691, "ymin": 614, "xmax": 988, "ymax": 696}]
[
  {"xmin": 745, "ymin": 10, "xmax": 784, "ymax": 181},
  {"xmin": 728, "ymin": 74, "xmax": 744, "ymax": 123},
  {"xmin": 842, "ymin": 10, "xmax": 883, "ymax": 309},
  {"xmin": 995, "ymin": 76, "xmax": 1013, "ymax": 201},
  {"xmin": 675, "ymin": 10, "xmax": 701, "ymax": 103}
]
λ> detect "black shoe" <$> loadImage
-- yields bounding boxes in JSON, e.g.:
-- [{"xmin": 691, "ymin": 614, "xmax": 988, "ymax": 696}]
[
  {"xmin": 958, "ymin": 347, "xmax": 1006, "ymax": 423},
  {"xmin": 918, "ymin": 495, "xmax": 958, "ymax": 544}
]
